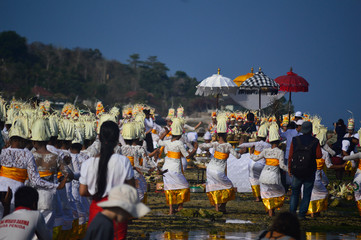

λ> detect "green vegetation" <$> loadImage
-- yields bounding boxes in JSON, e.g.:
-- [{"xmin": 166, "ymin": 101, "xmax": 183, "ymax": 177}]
[{"xmin": 0, "ymin": 31, "xmax": 214, "ymax": 115}]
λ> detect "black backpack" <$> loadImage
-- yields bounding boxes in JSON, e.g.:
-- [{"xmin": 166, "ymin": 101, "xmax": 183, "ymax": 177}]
[{"xmin": 290, "ymin": 136, "xmax": 318, "ymax": 178}]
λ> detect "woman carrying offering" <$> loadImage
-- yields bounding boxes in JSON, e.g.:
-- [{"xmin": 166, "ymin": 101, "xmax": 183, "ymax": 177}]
[
  {"xmin": 250, "ymin": 123, "xmax": 287, "ymax": 216},
  {"xmin": 158, "ymin": 118, "xmax": 196, "ymax": 215},
  {"xmin": 199, "ymin": 114, "xmax": 241, "ymax": 213}
]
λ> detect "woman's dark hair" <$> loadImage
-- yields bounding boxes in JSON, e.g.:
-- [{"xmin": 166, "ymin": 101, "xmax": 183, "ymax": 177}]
[
  {"xmin": 337, "ymin": 119, "xmax": 345, "ymax": 126},
  {"xmin": 70, "ymin": 143, "xmax": 82, "ymax": 152},
  {"xmin": 287, "ymin": 122, "xmax": 297, "ymax": 129},
  {"xmin": 247, "ymin": 112, "xmax": 255, "ymax": 122},
  {"xmin": 94, "ymin": 121, "xmax": 119, "ymax": 200},
  {"xmin": 217, "ymin": 132, "xmax": 227, "ymax": 140},
  {"xmin": 268, "ymin": 212, "xmax": 300, "ymax": 240},
  {"xmin": 124, "ymin": 139, "xmax": 133, "ymax": 146},
  {"xmin": 15, "ymin": 186, "xmax": 39, "ymax": 210}
]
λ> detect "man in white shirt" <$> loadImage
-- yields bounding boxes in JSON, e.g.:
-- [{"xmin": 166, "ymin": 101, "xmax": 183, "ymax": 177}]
[
  {"xmin": 143, "ymin": 109, "xmax": 154, "ymax": 152},
  {"xmin": 0, "ymin": 186, "xmax": 51, "ymax": 240}
]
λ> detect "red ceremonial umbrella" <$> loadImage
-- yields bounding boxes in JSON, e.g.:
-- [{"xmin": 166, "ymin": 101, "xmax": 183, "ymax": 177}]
[{"xmin": 274, "ymin": 67, "xmax": 309, "ymax": 119}]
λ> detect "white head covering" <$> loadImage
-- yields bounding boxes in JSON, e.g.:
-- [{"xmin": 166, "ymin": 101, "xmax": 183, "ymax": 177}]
[
  {"xmin": 31, "ymin": 118, "xmax": 51, "ymax": 141},
  {"xmin": 316, "ymin": 127, "xmax": 327, "ymax": 146},
  {"xmin": 122, "ymin": 122, "xmax": 136, "ymax": 140},
  {"xmin": 268, "ymin": 123, "xmax": 280, "ymax": 142},
  {"xmin": 257, "ymin": 123, "xmax": 268, "ymax": 138},
  {"xmin": 48, "ymin": 115, "xmax": 59, "ymax": 137},
  {"xmin": 97, "ymin": 113, "xmax": 117, "ymax": 134},
  {"xmin": 171, "ymin": 118, "xmax": 184, "ymax": 136},
  {"xmin": 216, "ymin": 114, "xmax": 228, "ymax": 133},
  {"xmin": 204, "ymin": 131, "xmax": 211, "ymax": 140},
  {"xmin": 97, "ymin": 184, "xmax": 150, "ymax": 218},
  {"xmin": 9, "ymin": 115, "xmax": 30, "ymax": 139}
]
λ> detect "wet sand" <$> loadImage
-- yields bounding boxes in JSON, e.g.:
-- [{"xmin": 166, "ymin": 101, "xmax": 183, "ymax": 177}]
[{"xmin": 127, "ymin": 168, "xmax": 361, "ymax": 239}]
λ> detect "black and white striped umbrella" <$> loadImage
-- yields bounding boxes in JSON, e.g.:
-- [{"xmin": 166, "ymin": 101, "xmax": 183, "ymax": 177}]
[
  {"xmin": 237, "ymin": 68, "xmax": 280, "ymax": 115},
  {"xmin": 238, "ymin": 69, "xmax": 279, "ymax": 94}
]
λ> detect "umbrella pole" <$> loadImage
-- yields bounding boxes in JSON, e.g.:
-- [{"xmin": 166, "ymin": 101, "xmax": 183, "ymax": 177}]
[
  {"xmin": 216, "ymin": 94, "xmax": 219, "ymax": 111},
  {"xmin": 259, "ymin": 88, "xmax": 261, "ymax": 117},
  {"xmin": 288, "ymin": 91, "xmax": 292, "ymax": 121}
]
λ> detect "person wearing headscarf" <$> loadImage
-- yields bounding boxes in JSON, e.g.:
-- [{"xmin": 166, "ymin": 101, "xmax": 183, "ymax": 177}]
[
  {"xmin": 239, "ymin": 122, "xmax": 271, "ymax": 202},
  {"xmin": 340, "ymin": 128, "xmax": 361, "ymax": 216},
  {"xmin": 0, "ymin": 114, "xmax": 67, "ymax": 218},
  {"xmin": 30, "ymin": 117, "xmax": 69, "ymax": 237},
  {"xmin": 158, "ymin": 118, "xmax": 196, "ymax": 215},
  {"xmin": 199, "ymin": 114, "xmax": 242, "ymax": 213},
  {"xmin": 306, "ymin": 127, "xmax": 345, "ymax": 218},
  {"xmin": 250, "ymin": 123, "xmax": 288, "ymax": 216}
]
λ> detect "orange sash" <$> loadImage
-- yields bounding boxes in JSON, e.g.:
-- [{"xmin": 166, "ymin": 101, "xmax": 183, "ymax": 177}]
[
  {"xmin": 254, "ymin": 150, "xmax": 261, "ymax": 155},
  {"xmin": 166, "ymin": 131, "xmax": 172, "ymax": 138},
  {"xmin": 266, "ymin": 158, "xmax": 279, "ymax": 166},
  {"xmin": 358, "ymin": 161, "xmax": 361, "ymax": 171},
  {"xmin": 57, "ymin": 171, "xmax": 63, "ymax": 179},
  {"xmin": 127, "ymin": 156, "xmax": 135, "ymax": 166},
  {"xmin": 167, "ymin": 151, "xmax": 181, "ymax": 159},
  {"xmin": 0, "ymin": 166, "xmax": 28, "ymax": 183},
  {"xmin": 316, "ymin": 158, "xmax": 325, "ymax": 170},
  {"xmin": 39, "ymin": 170, "xmax": 53, "ymax": 178},
  {"xmin": 214, "ymin": 151, "xmax": 229, "ymax": 160},
  {"xmin": 139, "ymin": 158, "xmax": 143, "ymax": 166},
  {"xmin": 152, "ymin": 129, "xmax": 158, "ymax": 134}
]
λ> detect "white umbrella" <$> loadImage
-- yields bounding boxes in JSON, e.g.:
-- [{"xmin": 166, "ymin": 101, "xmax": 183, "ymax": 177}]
[{"xmin": 195, "ymin": 68, "xmax": 239, "ymax": 109}]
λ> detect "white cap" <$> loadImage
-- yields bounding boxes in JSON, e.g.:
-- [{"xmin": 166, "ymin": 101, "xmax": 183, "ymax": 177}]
[
  {"xmin": 295, "ymin": 111, "xmax": 303, "ymax": 117},
  {"xmin": 97, "ymin": 184, "xmax": 150, "ymax": 218},
  {"xmin": 204, "ymin": 131, "xmax": 211, "ymax": 140},
  {"xmin": 296, "ymin": 119, "xmax": 304, "ymax": 126}
]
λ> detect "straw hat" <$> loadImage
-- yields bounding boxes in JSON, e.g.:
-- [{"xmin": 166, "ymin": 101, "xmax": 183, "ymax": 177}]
[
  {"xmin": 97, "ymin": 184, "xmax": 150, "ymax": 218},
  {"xmin": 31, "ymin": 118, "xmax": 51, "ymax": 141},
  {"xmin": 171, "ymin": 117, "xmax": 184, "ymax": 136},
  {"xmin": 268, "ymin": 123, "xmax": 280, "ymax": 142}
]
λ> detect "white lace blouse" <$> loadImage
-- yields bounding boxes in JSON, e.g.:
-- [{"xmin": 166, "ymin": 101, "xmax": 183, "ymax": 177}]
[{"xmin": 0, "ymin": 148, "xmax": 58, "ymax": 189}]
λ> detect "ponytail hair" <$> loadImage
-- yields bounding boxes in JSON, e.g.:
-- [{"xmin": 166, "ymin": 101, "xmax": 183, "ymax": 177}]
[{"xmin": 94, "ymin": 121, "xmax": 119, "ymax": 200}]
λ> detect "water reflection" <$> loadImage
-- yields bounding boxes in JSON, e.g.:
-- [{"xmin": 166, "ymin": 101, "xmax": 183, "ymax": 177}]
[{"xmin": 150, "ymin": 231, "xmax": 361, "ymax": 240}]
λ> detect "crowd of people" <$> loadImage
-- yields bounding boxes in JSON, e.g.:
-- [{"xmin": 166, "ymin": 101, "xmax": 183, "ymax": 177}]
[{"xmin": 0, "ymin": 97, "xmax": 360, "ymax": 240}]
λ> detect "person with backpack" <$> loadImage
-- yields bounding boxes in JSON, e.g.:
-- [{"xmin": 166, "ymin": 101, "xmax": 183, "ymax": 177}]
[{"xmin": 288, "ymin": 121, "xmax": 322, "ymax": 220}]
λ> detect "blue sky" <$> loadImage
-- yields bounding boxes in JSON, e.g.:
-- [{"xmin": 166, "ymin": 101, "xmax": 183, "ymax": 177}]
[{"xmin": 1, "ymin": 0, "xmax": 361, "ymax": 128}]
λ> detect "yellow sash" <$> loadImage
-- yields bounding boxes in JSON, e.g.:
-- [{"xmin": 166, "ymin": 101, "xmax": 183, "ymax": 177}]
[
  {"xmin": 214, "ymin": 151, "xmax": 229, "ymax": 160},
  {"xmin": 0, "ymin": 166, "xmax": 28, "ymax": 183},
  {"xmin": 316, "ymin": 158, "xmax": 325, "ymax": 170},
  {"xmin": 57, "ymin": 171, "xmax": 63, "ymax": 179},
  {"xmin": 39, "ymin": 170, "xmax": 53, "ymax": 178},
  {"xmin": 266, "ymin": 158, "xmax": 279, "ymax": 166},
  {"xmin": 127, "ymin": 156, "xmax": 135, "ymax": 166},
  {"xmin": 167, "ymin": 151, "xmax": 181, "ymax": 159},
  {"xmin": 254, "ymin": 150, "xmax": 261, "ymax": 155}
]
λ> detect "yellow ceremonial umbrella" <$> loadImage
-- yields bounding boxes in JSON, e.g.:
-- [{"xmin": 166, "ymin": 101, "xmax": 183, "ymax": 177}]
[{"xmin": 233, "ymin": 67, "xmax": 254, "ymax": 87}]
